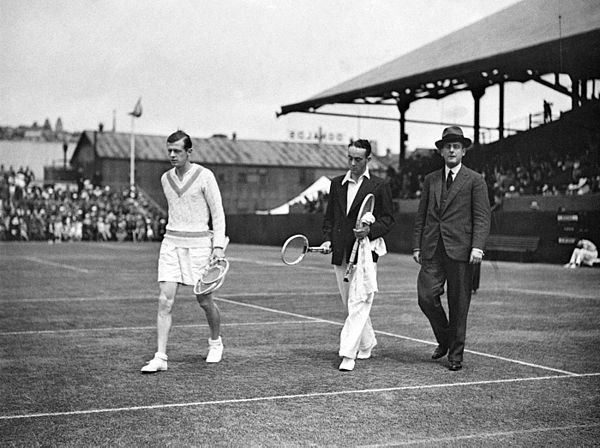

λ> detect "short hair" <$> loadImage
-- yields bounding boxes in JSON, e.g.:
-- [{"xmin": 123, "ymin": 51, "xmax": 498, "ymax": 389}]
[
  {"xmin": 349, "ymin": 139, "xmax": 372, "ymax": 157},
  {"xmin": 167, "ymin": 130, "xmax": 192, "ymax": 149}
]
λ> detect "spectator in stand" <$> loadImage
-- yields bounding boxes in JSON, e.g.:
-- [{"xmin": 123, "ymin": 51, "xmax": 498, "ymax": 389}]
[
  {"xmin": 97, "ymin": 216, "xmax": 111, "ymax": 241},
  {"xmin": 564, "ymin": 239, "xmax": 598, "ymax": 268}
]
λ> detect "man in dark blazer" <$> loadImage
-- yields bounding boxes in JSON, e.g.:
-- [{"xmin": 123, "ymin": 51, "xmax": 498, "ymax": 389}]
[
  {"xmin": 412, "ymin": 127, "xmax": 491, "ymax": 371},
  {"xmin": 321, "ymin": 139, "xmax": 395, "ymax": 371}
]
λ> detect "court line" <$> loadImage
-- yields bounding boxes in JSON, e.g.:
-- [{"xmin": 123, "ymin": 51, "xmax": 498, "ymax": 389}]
[
  {"xmin": 0, "ymin": 320, "xmax": 317, "ymax": 336},
  {"xmin": 360, "ymin": 422, "xmax": 600, "ymax": 447},
  {"xmin": 228, "ymin": 256, "xmax": 331, "ymax": 272},
  {"xmin": 216, "ymin": 297, "xmax": 579, "ymax": 376},
  {"xmin": 21, "ymin": 256, "xmax": 91, "ymax": 274},
  {"xmin": 505, "ymin": 287, "xmax": 598, "ymax": 300},
  {"xmin": 0, "ymin": 290, "xmax": 417, "ymax": 303},
  {"xmin": 2, "ymin": 372, "xmax": 598, "ymax": 421}
]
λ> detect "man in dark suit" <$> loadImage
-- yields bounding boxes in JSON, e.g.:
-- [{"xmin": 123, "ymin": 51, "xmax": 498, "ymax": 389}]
[
  {"xmin": 412, "ymin": 127, "xmax": 491, "ymax": 371},
  {"xmin": 321, "ymin": 139, "xmax": 395, "ymax": 371}
]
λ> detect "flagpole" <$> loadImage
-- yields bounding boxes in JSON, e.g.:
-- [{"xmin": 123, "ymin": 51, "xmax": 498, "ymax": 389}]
[{"xmin": 129, "ymin": 114, "xmax": 135, "ymax": 190}]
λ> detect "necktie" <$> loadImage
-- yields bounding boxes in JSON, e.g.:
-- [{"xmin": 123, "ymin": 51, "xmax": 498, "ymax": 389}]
[{"xmin": 446, "ymin": 171, "xmax": 453, "ymax": 191}]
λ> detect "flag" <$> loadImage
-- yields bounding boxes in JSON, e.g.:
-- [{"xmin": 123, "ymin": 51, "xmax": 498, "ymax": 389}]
[{"xmin": 129, "ymin": 97, "xmax": 142, "ymax": 118}]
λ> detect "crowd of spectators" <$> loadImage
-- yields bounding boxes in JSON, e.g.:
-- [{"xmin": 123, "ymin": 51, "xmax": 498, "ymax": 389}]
[
  {"xmin": 382, "ymin": 145, "xmax": 600, "ymax": 210},
  {"xmin": 294, "ymin": 142, "xmax": 599, "ymax": 214},
  {"xmin": 0, "ymin": 164, "xmax": 166, "ymax": 242}
]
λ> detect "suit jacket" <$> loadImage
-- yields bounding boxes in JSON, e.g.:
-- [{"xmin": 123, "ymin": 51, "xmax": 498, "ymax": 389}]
[
  {"xmin": 412, "ymin": 165, "xmax": 491, "ymax": 262},
  {"xmin": 323, "ymin": 173, "xmax": 395, "ymax": 265}
]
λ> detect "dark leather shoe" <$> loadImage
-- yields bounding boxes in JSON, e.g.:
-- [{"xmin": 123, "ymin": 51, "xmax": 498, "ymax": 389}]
[
  {"xmin": 431, "ymin": 345, "xmax": 448, "ymax": 360},
  {"xmin": 448, "ymin": 361, "xmax": 462, "ymax": 371}
]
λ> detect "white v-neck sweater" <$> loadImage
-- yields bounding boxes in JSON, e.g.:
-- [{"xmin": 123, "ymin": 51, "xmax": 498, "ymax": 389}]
[{"xmin": 161, "ymin": 163, "xmax": 227, "ymax": 248}]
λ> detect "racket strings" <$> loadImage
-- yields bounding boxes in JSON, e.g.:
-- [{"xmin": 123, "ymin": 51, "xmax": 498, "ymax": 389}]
[{"xmin": 282, "ymin": 235, "xmax": 309, "ymax": 265}]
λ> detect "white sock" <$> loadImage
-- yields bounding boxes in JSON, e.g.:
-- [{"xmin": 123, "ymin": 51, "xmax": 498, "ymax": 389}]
[{"xmin": 208, "ymin": 337, "xmax": 222, "ymax": 346}]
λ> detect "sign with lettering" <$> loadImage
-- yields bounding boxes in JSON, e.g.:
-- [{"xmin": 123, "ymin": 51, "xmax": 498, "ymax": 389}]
[{"xmin": 287, "ymin": 127, "xmax": 345, "ymax": 143}]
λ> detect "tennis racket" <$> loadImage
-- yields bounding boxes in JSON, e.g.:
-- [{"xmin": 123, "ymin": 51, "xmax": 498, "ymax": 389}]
[
  {"xmin": 193, "ymin": 237, "xmax": 230, "ymax": 295},
  {"xmin": 343, "ymin": 193, "xmax": 375, "ymax": 282},
  {"xmin": 194, "ymin": 258, "xmax": 230, "ymax": 295},
  {"xmin": 281, "ymin": 234, "xmax": 328, "ymax": 265}
]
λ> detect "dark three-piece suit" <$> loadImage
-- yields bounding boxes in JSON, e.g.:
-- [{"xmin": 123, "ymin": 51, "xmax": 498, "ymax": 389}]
[{"xmin": 412, "ymin": 165, "xmax": 491, "ymax": 363}]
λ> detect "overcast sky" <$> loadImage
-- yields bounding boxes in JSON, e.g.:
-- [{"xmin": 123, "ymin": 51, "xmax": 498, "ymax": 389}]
[{"xmin": 1, "ymin": 0, "xmax": 574, "ymax": 155}]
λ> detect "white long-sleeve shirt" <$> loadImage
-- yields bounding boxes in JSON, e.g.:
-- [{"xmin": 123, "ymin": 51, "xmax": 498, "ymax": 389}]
[{"xmin": 161, "ymin": 163, "xmax": 227, "ymax": 249}]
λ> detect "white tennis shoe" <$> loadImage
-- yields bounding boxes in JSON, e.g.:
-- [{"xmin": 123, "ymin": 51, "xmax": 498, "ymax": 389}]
[
  {"xmin": 206, "ymin": 337, "xmax": 223, "ymax": 363},
  {"xmin": 339, "ymin": 357, "xmax": 355, "ymax": 371},
  {"xmin": 141, "ymin": 352, "xmax": 168, "ymax": 373}
]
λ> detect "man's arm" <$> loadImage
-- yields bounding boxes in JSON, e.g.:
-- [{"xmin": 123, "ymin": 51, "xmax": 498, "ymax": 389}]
[
  {"xmin": 322, "ymin": 181, "xmax": 335, "ymax": 243},
  {"xmin": 470, "ymin": 174, "xmax": 491, "ymax": 263},
  {"xmin": 204, "ymin": 171, "xmax": 227, "ymax": 257},
  {"xmin": 411, "ymin": 175, "xmax": 430, "ymax": 263},
  {"xmin": 369, "ymin": 180, "xmax": 395, "ymax": 240}
]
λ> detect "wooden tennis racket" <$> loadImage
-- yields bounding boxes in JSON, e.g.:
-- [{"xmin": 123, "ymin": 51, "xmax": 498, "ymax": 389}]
[
  {"xmin": 281, "ymin": 234, "xmax": 328, "ymax": 265},
  {"xmin": 343, "ymin": 193, "xmax": 375, "ymax": 282}
]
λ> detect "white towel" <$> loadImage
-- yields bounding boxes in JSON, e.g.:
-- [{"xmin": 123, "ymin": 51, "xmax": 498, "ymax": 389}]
[{"xmin": 348, "ymin": 237, "xmax": 378, "ymax": 304}]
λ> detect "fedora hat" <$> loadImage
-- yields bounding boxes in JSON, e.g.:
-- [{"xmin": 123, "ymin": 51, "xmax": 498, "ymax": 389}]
[{"xmin": 435, "ymin": 126, "xmax": 472, "ymax": 149}]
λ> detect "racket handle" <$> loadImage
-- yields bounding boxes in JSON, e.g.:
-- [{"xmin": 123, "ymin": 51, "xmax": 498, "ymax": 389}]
[{"xmin": 343, "ymin": 240, "xmax": 360, "ymax": 282}]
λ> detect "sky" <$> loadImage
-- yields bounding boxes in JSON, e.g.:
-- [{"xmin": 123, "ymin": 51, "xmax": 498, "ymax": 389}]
[{"xmin": 0, "ymin": 0, "xmax": 575, "ymax": 156}]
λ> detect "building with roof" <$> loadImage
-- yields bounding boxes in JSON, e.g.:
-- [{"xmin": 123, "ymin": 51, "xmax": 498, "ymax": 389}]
[{"xmin": 69, "ymin": 131, "xmax": 386, "ymax": 213}]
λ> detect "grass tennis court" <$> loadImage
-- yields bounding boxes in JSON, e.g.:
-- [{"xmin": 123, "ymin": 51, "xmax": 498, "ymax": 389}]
[{"xmin": 1, "ymin": 241, "xmax": 599, "ymax": 447}]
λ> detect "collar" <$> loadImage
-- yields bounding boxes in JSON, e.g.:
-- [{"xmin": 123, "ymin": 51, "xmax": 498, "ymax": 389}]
[
  {"xmin": 174, "ymin": 163, "xmax": 197, "ymax": 180},
  {"xmin": 445, "ymin": 163, "xmax": 462, "ymax": 178},
  {"xmin": 342, "ymin": 167, "xmax": 371, "ymax": 185}
]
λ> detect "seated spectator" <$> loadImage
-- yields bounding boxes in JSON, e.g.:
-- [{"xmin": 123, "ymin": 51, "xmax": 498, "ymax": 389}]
[{"xmin": 564, "ymin": 239, "xmax": 598, "ymax": 268}]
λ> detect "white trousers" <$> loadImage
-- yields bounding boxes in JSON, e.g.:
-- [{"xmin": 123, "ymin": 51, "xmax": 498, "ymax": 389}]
[{"xmin": 334, "ymin": 263, "xmax": 378, "ymax": 359}]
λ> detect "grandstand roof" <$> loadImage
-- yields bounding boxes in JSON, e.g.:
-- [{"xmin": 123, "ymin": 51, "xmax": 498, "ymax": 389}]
[
  {"xmin": 279, "ymin": 0, "xmax": 600, "ymax": 115},
  {"xmin": 72, "ymin": 131, "xmax": 386, "ymax": 171}
]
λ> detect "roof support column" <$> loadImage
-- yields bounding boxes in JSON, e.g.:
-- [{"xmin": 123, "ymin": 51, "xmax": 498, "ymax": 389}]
[
  {"xmin": 471, "ymin": 85, "xmax": 485, "ymax": 146},
  {"xmin": 570, "ymin": 75, "xmax": 581, "ymax": 108},
  {"xmin": 581, "ymin": 78, "xmax": 588, "ymax": 101},
  {"xmin": 396, "ymin": 99, "xmax": 410, "ymax": 167},
  {"xmin": 498, "ymin": 81, "xmax": 505, "ymax": 140}
]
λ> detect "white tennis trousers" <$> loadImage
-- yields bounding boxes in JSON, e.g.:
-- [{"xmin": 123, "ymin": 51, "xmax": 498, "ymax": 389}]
[{"xmin": 334, "ymin": 263, "xmax": 378, "ymax": 359}]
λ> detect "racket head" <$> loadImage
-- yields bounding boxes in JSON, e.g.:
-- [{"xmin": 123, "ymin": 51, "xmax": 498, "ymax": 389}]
[
  {"xmin": 281, "ymin": 234, "xmax": 309, "ymax": 265},
  {"xmin": 355, "ymin": 193, "xmax": 375, "ymax": 228},
  {"xmin": 193, "ymin": 258, "xmax": 229, "ymax": 295}
]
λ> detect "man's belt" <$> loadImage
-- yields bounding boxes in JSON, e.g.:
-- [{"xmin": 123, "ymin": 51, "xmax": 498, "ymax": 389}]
[{"xmin": 165, "ymin": 229, "xmax": 212, "ymax": 238}]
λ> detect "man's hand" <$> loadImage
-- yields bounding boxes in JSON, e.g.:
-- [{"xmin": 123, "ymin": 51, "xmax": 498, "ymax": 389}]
[
  {"xmin": 211, "ymin": 247, "xmax": 226, "ymax": 261},
  {"xmin": 353, "ymin": 224, "xmax": 370, "ymax": 240},
  {"xmin": 319, "ymin": 241, "xmax": 332, "ymax": 254},
  {"xmin": 469, "ymin": 248, "xmax": 484, "ymax": 264},
  {"xmin": 413, "ymin": 249, "xmax": 421, "ymax": 264}
]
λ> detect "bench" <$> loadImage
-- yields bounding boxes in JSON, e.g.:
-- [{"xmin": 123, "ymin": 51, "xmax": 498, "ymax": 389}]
[{"xmin": 484, "ymin": 234, "xmax": 540, "ymax": 262}]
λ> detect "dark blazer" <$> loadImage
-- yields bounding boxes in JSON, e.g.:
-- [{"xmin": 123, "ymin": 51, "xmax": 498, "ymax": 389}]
[
  {"xmin": 412, "ymin": 165, "xmax": 490, "ymax": 262},
  {"xmin": 323, "ymin": 173, "xmax": 395, "ymax": 266}
]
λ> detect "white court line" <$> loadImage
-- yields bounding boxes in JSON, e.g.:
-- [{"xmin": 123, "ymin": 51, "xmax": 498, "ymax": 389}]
[
  {"xmin": 0, "ymin": 290, "xmax": 417, "ymax": 303},
  {"xmin": 0, "ymin": 291, "xmax": 341, "ymax": 303},
  {"xmin": 505, "ymin": 287, "xmax": 598, "ymax": 300},
  {"xmin": 217, "ymin": 298, "xmax": 579, "ymax": 376},
  {"xmin": 360, "ymin": 422, "xmax": 600, "ymax": 447},
  {"xmin": 228, "ymin": 256, "xmax": 331, "ymax": 272},
  {"xmin": 0, "ymin": 320, "xmax": 316, "ymax": 336},
  {"xmin": 21, "ymin": 256, "xmax": 91, "ymax": 274},
  {"xmin": 2, "ymin": 373, "xmax": 598, "ymax": 421}
]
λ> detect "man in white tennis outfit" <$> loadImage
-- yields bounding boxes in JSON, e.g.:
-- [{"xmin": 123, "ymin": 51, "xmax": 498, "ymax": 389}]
[
  {"xmin": 320, "ymin": 140, "xmax": 395, "ymax": 371},
  {"xmin": 141, "ymin": 130, "xmax": 227, "ymax": 373}
]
